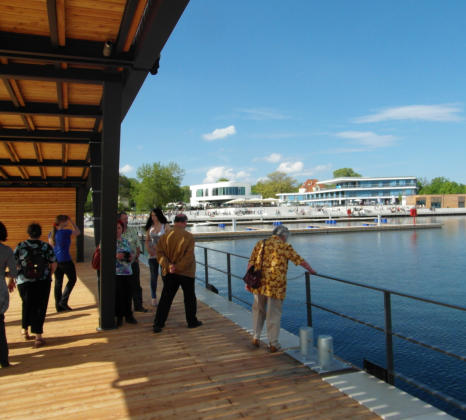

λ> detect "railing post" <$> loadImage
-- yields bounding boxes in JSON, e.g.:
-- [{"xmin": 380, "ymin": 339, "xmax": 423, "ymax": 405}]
[
  {"xmin": 227, "ymin": 253, "xmax": 232, "ymax": 301},
  {"xmin": 204, "ymin": 247, "xmax": 208, "ymax": 287},
  {"xmin": 305, "ymin": 272, "xmax": 312, "ymax": 327},
  {"xmin": 384, "ymin": 291, "xmax": 395, "ymax": 384}
]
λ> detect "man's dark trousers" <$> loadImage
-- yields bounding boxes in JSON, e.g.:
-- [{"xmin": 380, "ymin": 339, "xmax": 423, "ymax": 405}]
[
  {"xmin": 153, "ymin": 273, "xmax": 198, "ymax": 328},
  {"xmin": 130, "ymin": 261, "xmax": 144, "ymax": 310}
]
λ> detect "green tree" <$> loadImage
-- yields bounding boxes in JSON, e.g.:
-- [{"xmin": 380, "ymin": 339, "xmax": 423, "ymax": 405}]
[
  {"xmin": 217, "ymin": 177, "xmax": 229, "ymax": 182},
  {"xmin": 418, "ymin": 177, "xmax": 466, "ymax": 194},
  {"xmin": 119, "ymin": 174, "xmax": 139, "ymax": 210},
  {"xmin": 333, "ymin": 168, "xmax": 362, "ymax": 178},
  {"xmin": 134, "ymin": 162, "xmax": 185, "ymax": 210},
  {"xmin": 180, "ymin": 185, "xmax": 191, "ymax": 203},
  {"xmin": 252, "ymin": 171, "xmax": 299, "ymax": 198}
]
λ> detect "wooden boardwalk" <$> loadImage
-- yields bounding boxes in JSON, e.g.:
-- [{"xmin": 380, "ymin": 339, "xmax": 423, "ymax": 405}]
[{"xmin": 0, "ymin": 252, "xmax": 379, "ymax": 419}]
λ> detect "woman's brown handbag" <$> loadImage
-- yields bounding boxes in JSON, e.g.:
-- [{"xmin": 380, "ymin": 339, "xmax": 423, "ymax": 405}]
[
  {"xmin": 243, "ymin": 240, "xmax": 265, "ymax": 289},
  {"xmin": 91, "ymin": 245, "xmax": 100, "ymax": 270}
]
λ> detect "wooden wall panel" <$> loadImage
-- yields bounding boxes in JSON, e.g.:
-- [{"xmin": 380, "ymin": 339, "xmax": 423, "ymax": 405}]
[
  {"xmin": 0, "ymin": 188, "xmax": 77, "ymax": 259},
  {"xmin": 68, "ymin": 144, "xmax": 89, "ymax": 160},
  {"xmin": 0, "ymin": 82, "xmax": 10, "ymax": 100},
  {"xmin": 44, "ymin": 167, "xmax": 62, "ymax": 177},
  {"xmin": 12, "ymin": 143, "xmax": 36, "ymax": 159}
]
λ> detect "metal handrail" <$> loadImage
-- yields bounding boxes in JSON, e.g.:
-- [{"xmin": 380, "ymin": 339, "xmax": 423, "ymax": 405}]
[{"xmin": 195, "ymin": 244, "xmax": 466, "ymax": 414}]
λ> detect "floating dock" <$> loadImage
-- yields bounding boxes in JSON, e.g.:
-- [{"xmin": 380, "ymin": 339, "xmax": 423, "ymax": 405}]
[{"xmin": 193, "ymin": 222, "xmax": 442, "ymax": 241}]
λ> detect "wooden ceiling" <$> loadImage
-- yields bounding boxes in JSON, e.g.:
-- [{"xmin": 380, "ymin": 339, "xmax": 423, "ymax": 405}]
[{"xmin": 0, "ymin": 0, "xmax": 189, "ymax": 187}]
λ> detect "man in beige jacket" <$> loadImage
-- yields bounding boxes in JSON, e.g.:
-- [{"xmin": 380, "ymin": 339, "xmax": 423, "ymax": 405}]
[{"xmin": 153, "ymin": 214, "xmax": 202, "ymax": 333}]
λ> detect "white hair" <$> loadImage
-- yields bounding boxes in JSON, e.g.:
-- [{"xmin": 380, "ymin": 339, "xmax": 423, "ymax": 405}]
[{"xmin": 272, "ymin": 225, "xmax": 289, "ymax": 240}]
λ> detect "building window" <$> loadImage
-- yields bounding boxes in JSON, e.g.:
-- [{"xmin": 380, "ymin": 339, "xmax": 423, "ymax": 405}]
[
  {"xmin": 416, "ymin": 198, "xmax": 426, "ymax": 206},
  {"xmin": 196, "ymin": 189, "xmax": 203, "ymax": 197},
  {"xmin": 459, "ymin": 197, "xmax": 465, "ymax": 208}
]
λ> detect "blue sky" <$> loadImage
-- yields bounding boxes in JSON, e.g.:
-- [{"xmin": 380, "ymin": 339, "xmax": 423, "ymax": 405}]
[{"xmin": 120, "ymin": 1, "xmax": 466, "ymax": 186}]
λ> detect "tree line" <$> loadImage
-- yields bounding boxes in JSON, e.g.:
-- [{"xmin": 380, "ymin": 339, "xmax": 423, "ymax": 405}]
[{"xmin": 84, "ymin": 163, "xmax": 465, "ymax": 212}]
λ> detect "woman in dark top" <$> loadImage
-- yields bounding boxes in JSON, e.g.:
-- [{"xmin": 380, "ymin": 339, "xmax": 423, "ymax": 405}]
[
  {"xmin": 14, "ymin": 223, "xmax": 57, "ymax": 348},
  {"xmin": 0, "ymin": 221, "xmax": 17, "ymax": 367},
  {"xmin": 49, "ymin": 215, "xmax": 80, "ymax": 312}
]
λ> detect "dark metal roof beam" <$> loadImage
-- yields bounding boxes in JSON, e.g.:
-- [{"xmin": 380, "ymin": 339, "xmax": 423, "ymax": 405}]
[
  {"xmin": 0, "ymin": 63, "xmax": 122, "ymax": 84},
  {"xmin": 121, "ymin": 0, "xmax": 190, "ymax": 120},
  {"xmin": 47, "ymin": 0, "xmax": 59, "ymax": 47},
  {"xmin": 0, "ymin": 158, "xmax": 89, "ymax": 167},
  {"xmin": 0, "ymin": 101, "xmax": 100, "ymax": 118},
  {"xmin": 0, "ymin": 177, "xmax": 86, "ymax": 186},
  {"xmin": 0, "ymin": 32, "xmax": 133, "ymax": 68},
  {"xmin": 0, "ymin": 129, "xmax": 99, "ymax": 141},
  {"xmin": 0, "ymin": 137, "xmax": 89, "ymax": 145}
]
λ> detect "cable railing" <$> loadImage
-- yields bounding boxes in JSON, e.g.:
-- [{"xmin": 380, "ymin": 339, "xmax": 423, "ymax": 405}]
[{"xmin": 195, "ymin": 244, "xmax": 466, "ymax": 416}]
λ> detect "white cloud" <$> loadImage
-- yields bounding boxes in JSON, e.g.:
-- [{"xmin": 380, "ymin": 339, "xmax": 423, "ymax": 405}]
[
  {"xmin": 202, "ymin": 125, "xmax": 236, "ymax": 141},
  {"xmin": 119, "ymin": 164, "xmax": 134, "ymax": 175},
  {"xmin": 336, "ymin": 131, "xmax": 397, "ymax": 148},
  {"xmin": 264, "ymin": 153, "xmax": 282, "ymax": 163},
  {"xmin": 277, "ymin": 161, "xmax": 304, "ymax": 174},
  {"xmin": 203, "ymin": 166, "xmax": 250, "ymax": 183},
  {"xmin": 297, "ymin": 163, "xmax": 332, "ymax": 177},
  {"xmin": 238, "ymin": 108, "xmax": 289, "ymax": 120},
  {"xmin": 354, "ymin": 104, "xmax": 462, "ymax": 123}
]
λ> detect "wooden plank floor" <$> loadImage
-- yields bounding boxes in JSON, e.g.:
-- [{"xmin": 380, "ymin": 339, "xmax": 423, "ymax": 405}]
[{"xmin": 0, "ymin": 243, "xmax": 379, "ymax": 419}]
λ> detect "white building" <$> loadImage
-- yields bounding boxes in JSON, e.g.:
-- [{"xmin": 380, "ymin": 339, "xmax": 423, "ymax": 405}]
[
  {"xmin": 189, "ymin": 181, "xmax": 261, "ymax": 207},
  {"xmin": 277, "ymin": 176, "xmax": 418, "ymax": 206}
]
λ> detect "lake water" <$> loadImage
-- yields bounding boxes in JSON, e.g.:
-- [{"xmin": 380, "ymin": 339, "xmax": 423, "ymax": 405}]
[{"xmin": 193, "ymin": 216, "xmax": 466, "ymax": 418}]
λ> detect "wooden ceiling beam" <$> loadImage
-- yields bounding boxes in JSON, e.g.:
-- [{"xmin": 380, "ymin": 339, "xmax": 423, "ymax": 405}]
[
  {"xmin": 0, "ymin": 166, "xmax": 8, "ymax": 178},
  {"xmin": 114, "ymin": 0, "xmax": 143, "ymax": 56},
  {"xmin": 0, "ymin": 158, "xmax": 89, "ymax": 167},
  {"xmin": 1, "ymin": 78, "xmax": 32, "ymax": 130},
  {"xmin": 33, "ymin": 143, "xmax": 46, "ymax": 179},
  {"xmin": 0, "ymin": 101, "xmax": 101, "ymax": 118}
]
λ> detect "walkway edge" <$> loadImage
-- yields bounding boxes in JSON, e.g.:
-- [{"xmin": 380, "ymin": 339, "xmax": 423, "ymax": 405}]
[{"xmin": 194, "ymin": 285, "xmax": 453, "ymax": 420}]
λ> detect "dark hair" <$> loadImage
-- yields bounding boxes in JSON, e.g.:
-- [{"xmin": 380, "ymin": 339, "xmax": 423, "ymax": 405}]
[
  {"xmin": 145, "ymin": 207, "xmax": 168, "ymax": 231},
  {"xmin": 51, "ymin": 214, "xmax": 68, "ymax": 246},
  {"xmin": 117, "ymin": 220, "xmax": 125, "ymax": 230},
  {"xmin": 0, "ymin": 221, "xmax": 7, "ymax": 242},
  {"xmin": 174, "ymin": 214, "xmax": 188, "ymax": 223},
  {"xmin": 27, "ymin": 223, "xmax": 42, "ymax": 239}
]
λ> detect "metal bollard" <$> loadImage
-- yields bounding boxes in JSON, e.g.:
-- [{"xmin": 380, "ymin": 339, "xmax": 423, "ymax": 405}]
[
  {"xmin": 318, "ymin": 335, "xmax": 334, "ymax": 370},
  {"xmin": 299, "ymin": 326, "xmax": 313, "ymax": 357}
]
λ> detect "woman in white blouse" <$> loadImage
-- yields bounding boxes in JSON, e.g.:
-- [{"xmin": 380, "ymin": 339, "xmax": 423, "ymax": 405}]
[{"xmin": 145, "ymin": 208, "xmax": 171, "ymax": 306}]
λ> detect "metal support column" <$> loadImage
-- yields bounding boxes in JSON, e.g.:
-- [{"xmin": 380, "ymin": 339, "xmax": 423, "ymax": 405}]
[
  {"xmin": 384, "ymin": 291, "xmax": 395, "ymax": 384},
  {"xmin": 75, "ymin": 185, "xmax": 86, "ymax": 262},
  {"xmin": 89, "ymin": 137, "xmax": 102, "ymax": 247},
  {"xmin": 98, "ymin": 80, "xmax": 122, "ymax": 330}
]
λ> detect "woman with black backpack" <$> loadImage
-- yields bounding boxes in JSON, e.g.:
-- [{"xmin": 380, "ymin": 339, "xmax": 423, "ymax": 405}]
[{"xmin": 14, "ymin": 223, "xmax": 57, "ymax": 348}]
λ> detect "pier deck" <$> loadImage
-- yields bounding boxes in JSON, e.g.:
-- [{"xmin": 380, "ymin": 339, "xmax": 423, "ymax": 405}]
[{"xmin": 0, "ymin": 258, "xmax": 378, "ymax": 419}]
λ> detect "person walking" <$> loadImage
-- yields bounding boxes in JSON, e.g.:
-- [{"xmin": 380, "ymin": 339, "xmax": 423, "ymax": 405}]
[
  {"xmin": 14, "ymin": 223, "xmax": 57, "ymax": 348},
  {"xmin": 153, "ymin": 214, "xmax": 202, "ymax": 333},
  {"xmin": 115, "ymin": 220, "xmax": 138, "ymax": 327},
  {"xmin": 118, "ymin": 212, "xmax": 147, "ymax": 313},
  {"xmin": 144, "ymin": 208, "xmax": 171, "ymax": 306},
  {"xmin": 49, "ymin": 215, "xmax": 80, "ymax": 312},
  {"xmin": 0, "ymin": 222, "xmax": 17, "ymax": 367},
  {"xmin": 247, "ymin": 225, "xmax": 316, "ymax": 353}
]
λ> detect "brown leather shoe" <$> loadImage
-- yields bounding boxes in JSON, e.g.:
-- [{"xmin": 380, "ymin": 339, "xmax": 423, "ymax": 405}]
[
  {"xmin": 268, "ymin": 345, "xmax": 279, "ymax": 353},
  {"xmin": 252, "ymin": 338, "xmax": 260, "ymax": 348}
]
